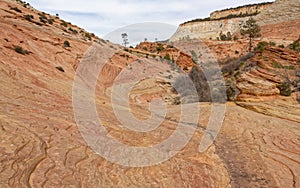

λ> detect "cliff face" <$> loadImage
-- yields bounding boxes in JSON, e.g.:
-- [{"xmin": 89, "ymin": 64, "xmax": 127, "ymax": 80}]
[
  {"xmin": 170, "ymin": 17, "xmax": 247, "ymax": 41},
  {"xmin": 170, "ymin": 0, "xmax": 300, "ymax": 42},
  {"xmin": 210, "ymin": 3, "xmax": 272, "ymax": 20}
]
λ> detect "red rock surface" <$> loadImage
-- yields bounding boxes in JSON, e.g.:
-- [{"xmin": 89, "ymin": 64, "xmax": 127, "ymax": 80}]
[{"xmin": 0, "ymin": 0, "xmax": 300, "ymax": 187}]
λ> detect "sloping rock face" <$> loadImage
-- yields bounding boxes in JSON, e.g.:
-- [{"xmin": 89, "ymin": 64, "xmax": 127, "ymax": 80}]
[
  {"xmin": 210, "ymin": 2, "xmax": 272, "ymax": 20},
  {"xmin": 170, "ymin": 17, "xmax": 248, "ymax": 42},
  {"xmin": 170, "ymin": 0, "xmax": 300, "ymax": 42},
  {"xmin": 1, "ymin": 0, "xmax": 300, "ymax": 188},
  {"xmin": 235, "ymin": 47, "xmax": 300, "ymax": 101},
  {"xmin": 0, "ymin": 1, "xmax": 231, "ymax": 187},
  {"xmin": 256, "ymin": 0, "xmax": 300, "ymax": 26}
]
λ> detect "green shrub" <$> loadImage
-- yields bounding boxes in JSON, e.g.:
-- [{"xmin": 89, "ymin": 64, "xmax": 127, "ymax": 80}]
[
  {"xmin": 14, "ymin": 46, "xmax": 29, "ymax": 55},
  {"xmin": 63, "ymin": 40, "xmax": 70, "ymax": 47},
  {"xmin": 61, "ymin": 21, "xmax": 68, "ymax": 27},
  {"xmin": 278, "ymin": 44, "xmax": 285, "ymax": 48},
  {"xmin": 272, "ymin": 61, "xmax": 283, "ymax": 68},
  {"xmin": 156, "ymin": 44, "xmax": 164, "ymax": 52},
  {"xmin": 233, "ymin": 36, "xmax": 238, "ymax": 41},
  {"xmin": 164, "ymin": 53, "xmax": 171, "ymax": 61},
  {"xmin": 256, "ymin": 41, "xmax": 269, "ymax": 52},
  {"xmin": 278, "ymin": 82, "xmax": 292, "ymax": 96},
  {"xmin": 183, "ymin": 66, "xmax": 189, "ymax": 71},
  {"xmin": 289, "ymin": 40, "xmax": 300, "ymax": 52}
]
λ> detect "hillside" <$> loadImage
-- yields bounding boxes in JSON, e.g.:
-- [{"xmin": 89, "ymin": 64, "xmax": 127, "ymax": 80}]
[
  {"xmin": 170, "ymin": 0, "xmax": 300, "ymax": 44},
  {"xmin": 0, "ymin": 0, "xmax": 300, "ymax": 187}
]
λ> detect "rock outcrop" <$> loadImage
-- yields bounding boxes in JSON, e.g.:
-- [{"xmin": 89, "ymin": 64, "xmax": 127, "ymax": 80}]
[
  {"xmin": 210, "ymin": 2, "xmax": 272, "ymax": 20},
  {"xmin": 170, "ymin": 0, "xmax": 300, "ymax": 42},
  {"xmin": 1, "ymin": 0, "xmax": 300, "ymax": 187}
]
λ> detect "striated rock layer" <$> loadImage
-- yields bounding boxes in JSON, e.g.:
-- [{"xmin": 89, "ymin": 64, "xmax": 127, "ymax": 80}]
[
  {"xmin": 170, "ymin": 0, "xmax": 300, "ymax": 42},
  {"xmin": 0, "ymin": 0, "xmax": 300, "ymax": 187}
]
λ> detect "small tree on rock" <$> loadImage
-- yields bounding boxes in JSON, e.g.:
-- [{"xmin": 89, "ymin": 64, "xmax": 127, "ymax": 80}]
[
  {"xmin": 121, "ymin": 33, "xmax": 129, "ymax": 47},
  {"xmin": 240, "ymin": 17, "xmax": 261, "ymax": 52}
]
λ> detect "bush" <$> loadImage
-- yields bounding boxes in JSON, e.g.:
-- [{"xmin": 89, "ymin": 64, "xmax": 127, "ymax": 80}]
[
  {"xmin": 256, "ymin": 41, "xmax": 269, "ymax": 52},
  {"xmin": 14, "ymin": 46, "xmax": 29, "ymax": 55},
  {"xmin": 24, "ymin": 14, "xmax": 34, "ymax": 21},
  {"xmin": 47, "ymin": 18, "xmax": 54, "ymax": 24},
  {"xmin": 269, "ymin": 41, "xmax": 276, "ymax": 46},
  {"xmin": 164, "ymin": 53, "xmax": 171, "ymax": 61},
  {"xmin": 278, "ymin": 44, "xmax": 285, "ymax": 48},
  {"xmin": 156, "ymin": 44, "xmax": 164, "ymax": 52},
  {"xmin": 289, "ymin": 40, "xmax": 300, "ymax": 52},
  {"xmin": 85, "ymin": 32, "xmax": 92, "ymax": 40},
  {"xmin": 63, "ymin": 40, "xmax": 70, "ymax": 47},
  {"xmin": 272, "ymin": 61, "xmax": 284, "ymax": 69},
  {"xmin": 39, "ymin": 17, "xmax": 47, "ymax": 23},
  {"xmin": 278, "ymin": 82, "xmax": 292, "ymax": 96},
  {"xmin": 61, "ymin": 21, "xmax": 68, "ymax": 27},
  {"xmin": 11, "ymin": 7, "xmax": 22, "ymax": 13},
  {"xmin": 68, "ymin": 28, "xmax": 78, "ymax": 34}
]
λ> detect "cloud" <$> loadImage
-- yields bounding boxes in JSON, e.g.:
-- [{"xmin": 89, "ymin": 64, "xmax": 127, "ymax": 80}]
[{"xmin": 25, "ymin": 0, "xmax": 274, "ymax": 43}]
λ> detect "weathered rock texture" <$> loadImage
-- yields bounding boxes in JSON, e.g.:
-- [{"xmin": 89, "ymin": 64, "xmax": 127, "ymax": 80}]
[
  {"xmin": 0, "ymin": 0, "xmax": 300, "ymax": 187},
  {"xmin": 170, "ymin": 0, "xmax": 300, "ymax": 42},
  {"xmin": 210, "ymin": 2, "xmax": 272, "ymax": 20}
]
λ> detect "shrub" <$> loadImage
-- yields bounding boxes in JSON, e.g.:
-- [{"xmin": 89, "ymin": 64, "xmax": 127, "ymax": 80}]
[
  {"xmin": 11, "ymin": 7, "xmax": 22, "ymax": 13},
  {"xmin": 68, "ymin": 28, "xmax": 78, "ymax": 34},
  {"xmin": 256, "ymin": 41, "xmax": 269, "ymax": 52},
  {"xmin": 47, "ymin": 18, "xmax": 54, "ymax": 24},
  {"xmin": 164, "ymin": 53, "xmax": 171, "ymax": 61},
  {"xmin": 85, "ymin": 32, "xmax": 92, "ymax": 40},
  {"xmin": 55, "ymin": 66, "xmax": 65, "ymax": 72},
  {"xmin": 39, "ymin": 17, "xmax": 47, "ymax": 23},
  {"xmin": 14, "ymin": 46, "xmax": 29, "ymax": 55},
  {"xmin": 24, "ymin": 14, "xmax": 34, "ymax": 21},
  {"xmin": 278, "ymin": 44, "xmax": 285, "ymax": 48},
  {"xmin": 278, "ymin": 82, "xmax": 292, "ymax": 96},
  {"xmin": 272, "ymin": 61, "xmax": 284, "ymax": 69},
  {"xmin": 269, "ymin": 41, "xmax": 276, "ymax": 46},
  {"xmin": 63, "ymin": 40, "xmax": 70, "ymax": 47},
  {"xmin": 219, "ymin": 32, "xmax": 227, "ymax": 41},
  {"xmin": 289, "ymin": 40, "xmax": 300, "ymax": 52},
  {"xmin": 183, "ymin": 66, "xmax": 189, "ymax": 71},
  {"xmin": 233, "ymin": 36, "xmax": 238, "ymax": 41},
  {"xmin": 156, "ymin": 44, "xmax": 164, "ymax": 52},
  {"xmin": 61, "ymin": 21, "xmax": 68, "ymax": 27}
]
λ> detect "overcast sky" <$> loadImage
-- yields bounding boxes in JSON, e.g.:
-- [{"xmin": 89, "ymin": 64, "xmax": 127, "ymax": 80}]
[{"xmin": 25, "ymin": 0, "xmax": 274, "ymax": 44}]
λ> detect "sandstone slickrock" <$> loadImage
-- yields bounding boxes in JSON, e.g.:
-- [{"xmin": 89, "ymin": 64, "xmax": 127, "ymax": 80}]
[{"xmin": 0, "ymin": 0, "xmax": 300, "ymax": 187}]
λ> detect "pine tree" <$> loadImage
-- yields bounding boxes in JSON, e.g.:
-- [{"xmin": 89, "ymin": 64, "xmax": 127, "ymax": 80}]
[{"xmin": 240, "ymin": 18, "xmax": 261, "ymax": 52}]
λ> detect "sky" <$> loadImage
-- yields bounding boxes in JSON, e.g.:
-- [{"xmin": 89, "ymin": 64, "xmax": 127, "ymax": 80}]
[{"xmin": 25, "ymin": 0, "xmax": 274, "ymax": 45}]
